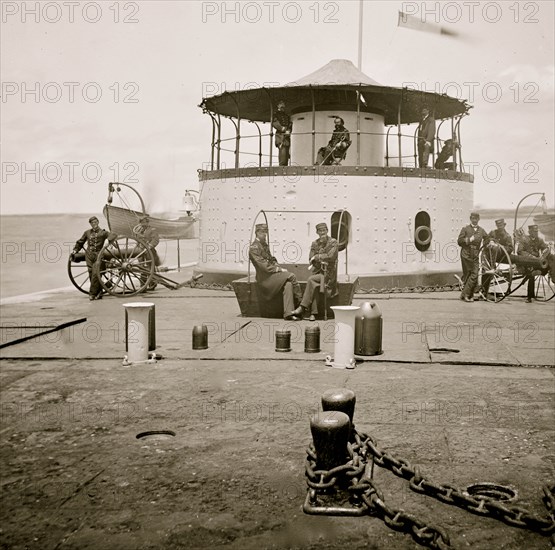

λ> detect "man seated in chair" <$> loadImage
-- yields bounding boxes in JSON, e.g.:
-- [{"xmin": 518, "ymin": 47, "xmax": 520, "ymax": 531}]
[
  {"xmin": 517, "ymin": 224, "xmax": 554, "ymax": 302},
  {"xmin": 292, "ymin": 223, "xmax": 338, "ymax": 321},
  {"xmin": 249, "ymin": 223, "xmax": 303, "ymax": 320},
  {"xmin": 315, "ymin": 117, "xmax": 351, "ymax": 166}
]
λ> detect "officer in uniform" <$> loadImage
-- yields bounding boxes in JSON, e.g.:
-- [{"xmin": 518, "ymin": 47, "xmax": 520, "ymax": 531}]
[
  {"xmin": 72, "ymin": 216, "xmax": 117, "ymax": 300},
  {"xmin": 518, "ymin": 224, "xmax": 554, "ymax": 302},
  {"xmin": 315, "ymin": 117, "xmax": 351, "ymax": 165},
  {"xmin": 249, "ymin": 223, "xmax": 302, "ymax": 319},
  {"xmin": 417, "ymin": 106, "xmax": 435, "ymax": 168},
  {"xmin": 292, "ymin": 222, "xmax": 338, "ymax": 321},
  {"xmin": 488, "ymin": 218, "xmax": 514, "ymax": 254},
  {"xmin": 272, "ymin": 100, "xmax": 292, "ymax": 167},
  {"xmin": 481, "ymin": 218, "xmax": 514, "ymax": 297},
  {"xmin": 457, "ymin": 212, "xmax": 488, "ymax": 302}
]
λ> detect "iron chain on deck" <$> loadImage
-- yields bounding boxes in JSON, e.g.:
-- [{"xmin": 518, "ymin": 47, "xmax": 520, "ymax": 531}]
[{"xmin": 305, "ymin": 428, "xmax": 555, "ymax": 547}]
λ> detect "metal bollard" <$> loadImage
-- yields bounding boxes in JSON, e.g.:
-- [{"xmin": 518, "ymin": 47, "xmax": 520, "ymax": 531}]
[
  {"xmin": 125, "ymin": 304, "xmax": 156, "ymax": 352},
  {"xmin": 322, "ymin": 389, "xmax": 356, "ymax": 440},
  {"xmin": 326, "ymin": 306, "xmax": 360, "ymax": 369},
  {"xmin": 122, "ymin": 302, "xmax": 157, "ymax": 366},
  {"xmin": 310, "ymin": 411, "xmax": 351, "ymax": 470},
  {"xmin": 192, "ymin": 325, "xmax": 208, "ymax": 350},
  {"xmin": 275, "ymin": 330, "xmax": 291, "ymax": 352},
  {"xmin": 304, "ymin": 325, "xmax": 321, "ymax": 353},
  {"xmin": 355, "ymin": 302, "xmax": 383, "ymax": 356}
]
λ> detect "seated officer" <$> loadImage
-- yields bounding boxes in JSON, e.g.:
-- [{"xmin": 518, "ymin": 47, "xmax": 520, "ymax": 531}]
[
  {"xmin": 292, "ymin": 222, "xmax": 339, "ymax": 321},
  {"xmin": 249, "ymin": 224, "xmax": 302, "ymax": 320},
  {"xmin": 518, "ymin": 224, "xmax": 554, "ymax": 302},
  {"xmin": 315, "ymin": 117, "xmax": 351, "ymax": 165},
  {"xmin": 488, "ymin": 218, "xmax": 514, "ymax": 254}
]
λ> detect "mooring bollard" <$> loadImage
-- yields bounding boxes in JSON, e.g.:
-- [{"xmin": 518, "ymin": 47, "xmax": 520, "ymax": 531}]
[
  {"xmin": 275, "ymin": 329, "xmax": 291, "ymax": 352},
  {"xmin": 310, "ymin": 411, "xmax": 351, "ymax": 470},
  {"xmin": 322, "ymin": 388, "xmax": 356, "ymax": 440},
  {"xmin": 354, "ymin": 301, "xmax": 383, "ymax": 356},
  {"xmin": 326, "ymin": 306, "xmax": 360, "ymax": 369},
  {"xmin": 122, "ymin": 302, "xmax": 157, "ymax": 366},
  {"xmin": 192, "ymin": 325, "xmax": 208, "ymax": 350},
  {"xmin": 304, "ymin": 325, "xmax": 321, "ymax": 353},
  {"xmin": 125, "ymin": 304, "xmax": 156, "ymax": 352}
]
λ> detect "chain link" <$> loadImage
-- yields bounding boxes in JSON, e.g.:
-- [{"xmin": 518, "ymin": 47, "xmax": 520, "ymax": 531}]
[{"xmin": 357, "ymin": 430, "xmax": 555, "ymax": 537}]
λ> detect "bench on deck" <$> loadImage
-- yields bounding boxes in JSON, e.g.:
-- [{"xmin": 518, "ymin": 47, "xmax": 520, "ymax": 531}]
[{"xmin": 231, "ymin": 273, "xmax": 358, "ymax": 319}]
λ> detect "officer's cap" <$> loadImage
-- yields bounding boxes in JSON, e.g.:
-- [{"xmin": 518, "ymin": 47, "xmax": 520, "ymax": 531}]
[
  {"xmin": 255, "ymin": 224, "xmax": 268, "ymax": 232},
  {"xmin": 529, "ymin": 224, "xmax": 539, "ymax": 231},
  {"xmin": 470, "ymin": 212, "xmax": 480, "ymax": 219},
  {"xmin": 495, "ymin": 219, "xmax": 506, "ymax": 227},
  {"xmin": 316, "ymin": 223, "xmax": 328, "ymax": 231}
]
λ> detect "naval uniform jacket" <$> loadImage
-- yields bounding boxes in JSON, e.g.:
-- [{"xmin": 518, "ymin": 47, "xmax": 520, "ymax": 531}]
[
  {"xmin": 488, "ymin": 228, "xmax": 514, "ymax": 254},
  {"xmin": 249, "ymin": 239, "xmax": 290, "ymax": 299},
  {"xmin": 309, "ymin": 236, "xmax": 339, "ymax": 298},
  {"xmin": 74, "ymin": 228, "xmax": 116, "ymax": 261},
  {"xmin": 417, "ymin": 116, "xmax": 436, "ymax": 151},
  {"xmin": 457, "ymin": 224, "xmax": 488, "ymax": 260},
  {"xmin": 518, "ymin": 236, "xmax": 548, "ymax": 258},
  {"xmin": 272, "ymin": 110, "xmax": 292, "ymax": 148},
  {"xmin": 328, "ymin": 126, "xmax": 351, "ymax": 150}
]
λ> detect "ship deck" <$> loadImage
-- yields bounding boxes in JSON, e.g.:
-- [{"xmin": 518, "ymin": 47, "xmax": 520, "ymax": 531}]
[{"xmin": 1, "ymin": 267, "xmax": 554, "ymax": 550}]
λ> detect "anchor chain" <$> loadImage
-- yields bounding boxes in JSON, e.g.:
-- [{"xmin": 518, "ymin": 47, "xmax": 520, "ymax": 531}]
[
  {"xmin": 305, "ymin": 439, "xmax": 453, "ymax": 548},
  {"xmin": 357, "ymin": 430, "xmax": 555, "ymax": 537},
  {"xmin": 351, "ymin": 477, "xmax": 452, "ymax": 549}
]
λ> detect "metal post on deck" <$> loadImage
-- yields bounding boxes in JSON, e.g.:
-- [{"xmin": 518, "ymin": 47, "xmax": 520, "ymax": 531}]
[
  {"xmin": 177, "ymin": 237, "xmax": 181, "ymax": 272},
  {"xmin": 216, "ymin": 114, "xmax": 221, "ymax": 170}
]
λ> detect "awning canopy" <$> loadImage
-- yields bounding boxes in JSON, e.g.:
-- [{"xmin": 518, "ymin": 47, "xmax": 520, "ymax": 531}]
[{"xmin": 200, "ymin": 60, "xmax": 471, "ymax": 125}]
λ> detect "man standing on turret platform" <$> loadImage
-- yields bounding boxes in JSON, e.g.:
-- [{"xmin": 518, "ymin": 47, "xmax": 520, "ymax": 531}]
[
  {"xmin": 249, "ymin": 224, "xmax": 302, "ymax": 320},
  {"xmin": 457, "ymin": 212, "xmax": 488, "ymax": 302},
  {"xmin": 417, "ymin": 106, "xmax": 435, "ymax": 168},
  {"xmin": 272, "ymin": 100, "xmax": 292, "ymax": 167}
]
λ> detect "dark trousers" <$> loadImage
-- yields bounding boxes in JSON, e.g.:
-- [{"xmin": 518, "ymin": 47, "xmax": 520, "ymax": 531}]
[
  {"xmin": 418, "ymin": 140, "xmax": 432, "ymax": 168},
  {"xmin": 86, "ymin": 254, "xmax": 102, "ymax": 297},
  {"xmin": 282, "ymin": 273, "xmax": 302, "ymax": 318},
  {"xmin": 300, "ymin": 275, "xmax": 323, "ymax": 314},
  {"xmin": 461, "ymin": 255, "xmax": 479, "ymax": 298}
]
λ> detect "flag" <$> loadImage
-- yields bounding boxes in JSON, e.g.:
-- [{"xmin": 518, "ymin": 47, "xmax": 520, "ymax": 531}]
[{"xmin": 398, "ymin": 11, "xmax": 458, "ymax": 37}]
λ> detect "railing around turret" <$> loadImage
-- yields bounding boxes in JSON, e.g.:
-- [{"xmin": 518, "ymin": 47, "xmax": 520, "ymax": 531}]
[{"xmin": 202, "ymin": 118, "xmax": 467, "ymax": 174}]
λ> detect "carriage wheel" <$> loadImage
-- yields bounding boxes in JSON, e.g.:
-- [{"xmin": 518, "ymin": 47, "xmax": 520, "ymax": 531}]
[
  {"xmin": 94, "ymin": 237, "xmax": 155, "ymax": 297},
  {"xmin": 67, "ymin": 251, "xmax": 110, "ymax": 295},
  {"xmin": 478, "ymin": 244, "xmax": 512, "ymax": 302},
  {"xmin": 534, "ymin": 272, "xmax": 555, "ymax": 302}
]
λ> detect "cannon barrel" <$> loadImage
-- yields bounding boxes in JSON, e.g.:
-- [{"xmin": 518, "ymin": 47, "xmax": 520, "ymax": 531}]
[{"xmin": 510, "ymin": 254, "xmax": 549, "ymax": 270}]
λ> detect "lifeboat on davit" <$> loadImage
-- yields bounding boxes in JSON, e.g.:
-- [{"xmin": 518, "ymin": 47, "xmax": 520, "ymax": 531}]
[{"xmin": 195, "ymin": 59, "xmax": 473, "ymax": 288}]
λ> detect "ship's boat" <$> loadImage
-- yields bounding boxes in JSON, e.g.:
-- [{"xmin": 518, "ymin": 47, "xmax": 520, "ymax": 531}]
[
  {"xmin": 103, "ymin": 203, "xmax": 196, "ymax": 239},
  {"xmin": 103, "ymin": 182, "xmax": 197, "ymax": 239}
]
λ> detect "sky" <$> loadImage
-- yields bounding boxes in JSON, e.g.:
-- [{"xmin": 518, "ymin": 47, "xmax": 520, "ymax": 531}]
[{"xmin": 1, "ymin": 0, "xmax": 554, "ymax": 215}]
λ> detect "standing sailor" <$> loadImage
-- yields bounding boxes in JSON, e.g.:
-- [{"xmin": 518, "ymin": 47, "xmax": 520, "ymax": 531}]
[
  {"xmin": 272, "ymin": 100, "xmax": 292, "ymax": 167},
  {"xmin": 457, "ymin": 212, "xmax": 488, "ymax": 302},
  {"xmin": 417, "ymin": 106, "xmax": 435, "ymax": 168},
  {"xmin": 71, "ymin": 216, "xmax": 117, "ymax": 300}
]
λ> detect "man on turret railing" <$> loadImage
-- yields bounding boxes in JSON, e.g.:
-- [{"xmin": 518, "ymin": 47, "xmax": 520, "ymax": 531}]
[{"xmin": 315, "ymin": 117, "xmax": 351, "ymax": 166}]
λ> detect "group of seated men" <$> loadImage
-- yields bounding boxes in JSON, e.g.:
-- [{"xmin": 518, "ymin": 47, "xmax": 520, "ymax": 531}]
[
  {"xmin": 248, "ymin": 222, "xmax": 338, "ymax": 321},
  {"xmin": 458, "ymin": 213, "xmax": 554, "ymax": 303}
]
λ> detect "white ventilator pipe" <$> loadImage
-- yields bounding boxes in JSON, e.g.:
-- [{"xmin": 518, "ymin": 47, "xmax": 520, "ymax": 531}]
[
  {"xmin": 122, "ymin": 302, "xmax": 157, "ymax": 366},
  {"xmin": 327, "ymin": 306, "xmax": 360, "ymax": 369}
]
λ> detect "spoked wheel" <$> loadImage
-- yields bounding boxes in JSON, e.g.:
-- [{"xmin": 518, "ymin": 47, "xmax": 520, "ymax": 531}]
[
  {"xmin": 534, "ymin": 271, "xmax": 555, "ymax": 301},
  {"xmin": 67, "ymin": 251, "xmax": 109, "ymax": 295},
  {"xmin": 94, "ymin": 237, "xmax": 155, "ymax": 297},
  {"xmin": 478, "ymin": 244, "xmax": 513, "ymax": 302}
]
